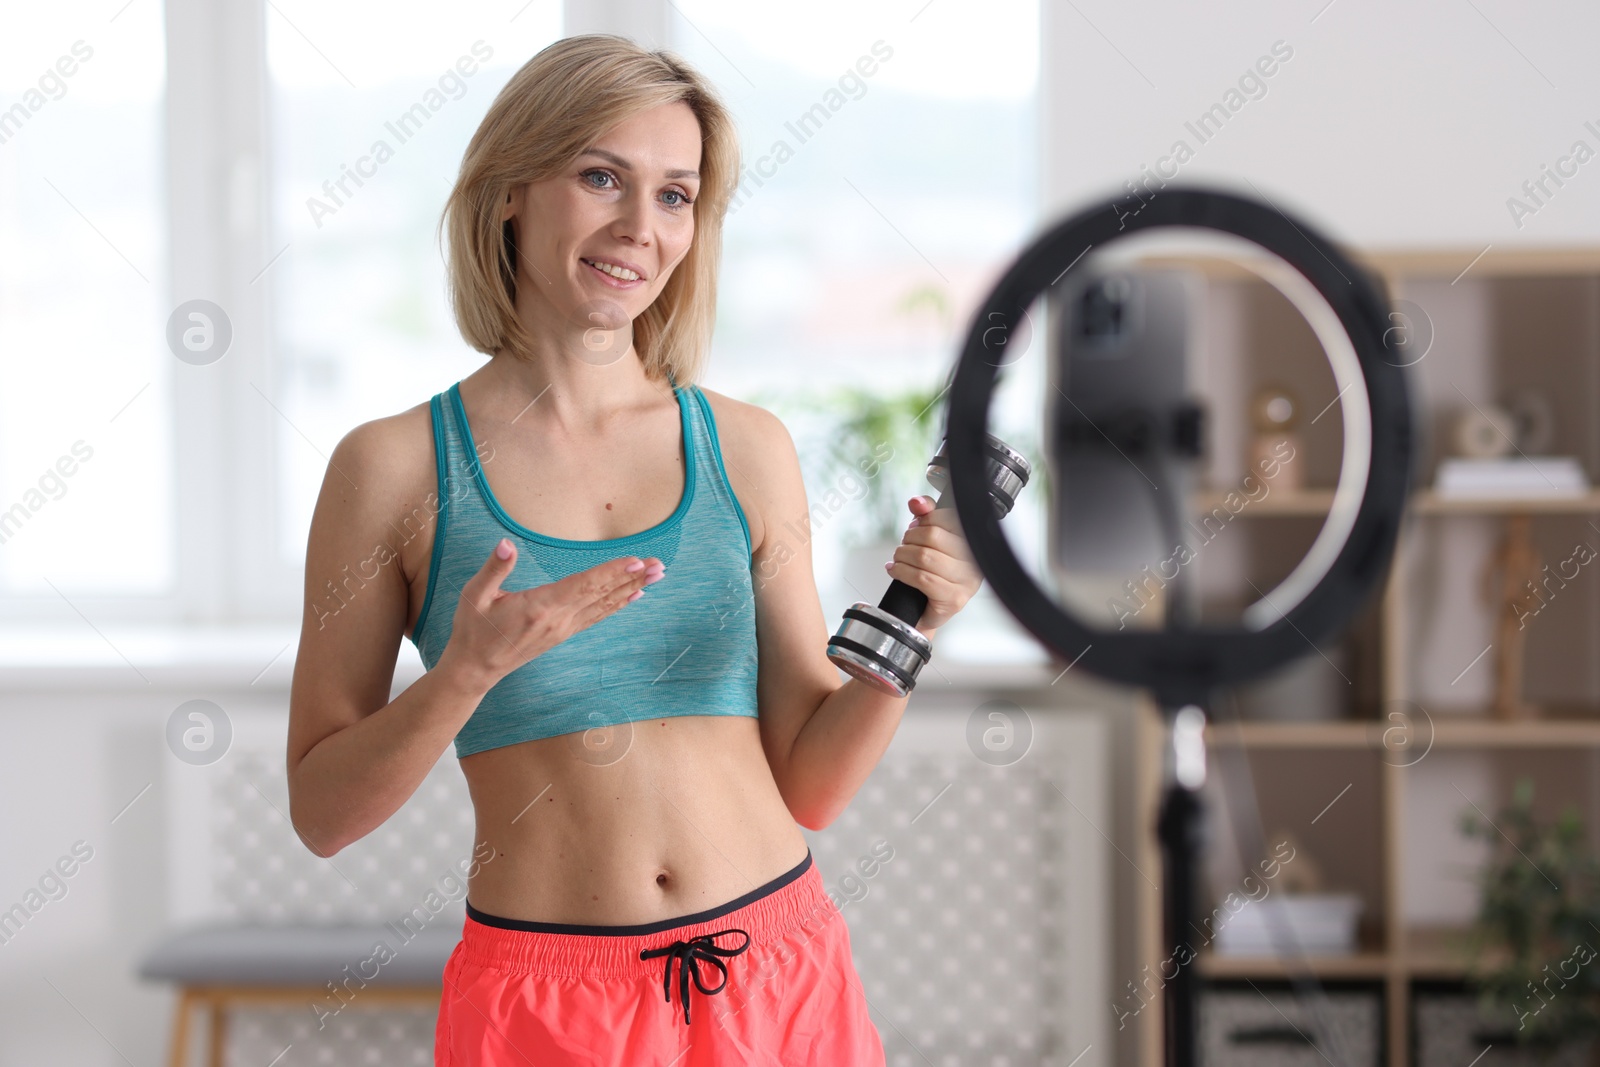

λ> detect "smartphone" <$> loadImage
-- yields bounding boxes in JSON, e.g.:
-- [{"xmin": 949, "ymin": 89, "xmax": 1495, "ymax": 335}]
[{"xmin": 1046, "ymin": 267, "xmax": 1202, "ymax": 602}]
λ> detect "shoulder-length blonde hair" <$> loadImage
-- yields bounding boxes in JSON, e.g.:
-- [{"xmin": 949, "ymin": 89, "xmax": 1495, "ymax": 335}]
[{"xmin": 438, "ymin": 34, "xmax": 739, "ymax": 387}]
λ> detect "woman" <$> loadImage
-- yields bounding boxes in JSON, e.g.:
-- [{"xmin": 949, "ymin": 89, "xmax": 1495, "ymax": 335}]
[{"xmin": 286, "ymin": 34, "xmax": 983, "ymax": 1067}]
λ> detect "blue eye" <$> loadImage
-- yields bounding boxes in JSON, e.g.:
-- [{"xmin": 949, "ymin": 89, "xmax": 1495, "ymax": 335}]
[{"xmin": 581, "ymin": 169, "xmax": 693, "ymax": 210}]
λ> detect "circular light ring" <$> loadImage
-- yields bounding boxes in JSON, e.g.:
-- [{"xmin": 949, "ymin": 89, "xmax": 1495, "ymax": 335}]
[
  {"xmin": 947, "ymin": 186, "xmax": 1414, "ymax": 707},
  {"xmin": 1210, "ymin": 242, "xmax": 1370, "ymax": 631}
]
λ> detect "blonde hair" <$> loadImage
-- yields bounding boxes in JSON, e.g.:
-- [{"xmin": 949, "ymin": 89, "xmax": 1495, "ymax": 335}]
[{"xmin": 438, "ymin": 34, "xmax": 739, "ymax": 386}]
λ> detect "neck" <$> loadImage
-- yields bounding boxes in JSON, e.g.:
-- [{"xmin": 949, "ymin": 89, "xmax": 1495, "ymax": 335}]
[{"xmin": 481, "ymin": 283, "xmax": 672, "ymax": 429}]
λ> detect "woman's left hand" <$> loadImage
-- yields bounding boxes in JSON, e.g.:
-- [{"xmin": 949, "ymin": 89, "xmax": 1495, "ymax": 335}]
[{"xmin": 885, "ymin": 495, "xmax": 983, "ymax": 634}]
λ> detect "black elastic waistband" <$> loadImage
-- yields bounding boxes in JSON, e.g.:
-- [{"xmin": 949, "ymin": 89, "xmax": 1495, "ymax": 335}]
[{"xmin": 465, "ymin": 848, "xmax": 813, "ymax": 937}]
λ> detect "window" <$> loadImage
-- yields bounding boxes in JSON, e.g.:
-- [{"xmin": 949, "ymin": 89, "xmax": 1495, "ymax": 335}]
[{"xmin": 0, "ymin": 6, "xmax": 169, "ymax": 596}]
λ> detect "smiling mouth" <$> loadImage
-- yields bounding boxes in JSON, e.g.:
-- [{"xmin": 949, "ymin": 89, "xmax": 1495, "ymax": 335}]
[{"xmin": 581, "ymin": 258, "xmax": 644, "ymax": 282}]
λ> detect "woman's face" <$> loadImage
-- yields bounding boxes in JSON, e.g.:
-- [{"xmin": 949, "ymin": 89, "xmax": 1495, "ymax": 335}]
[{"xmin": 503, "ymin": 101, "xmax": 703, "ymax": 340}]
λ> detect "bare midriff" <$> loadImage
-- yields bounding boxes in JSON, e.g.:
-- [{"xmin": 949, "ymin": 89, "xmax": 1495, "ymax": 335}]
[{"xmin": 457, "ymin": 712, "xmax": 811, "ymax": 926}]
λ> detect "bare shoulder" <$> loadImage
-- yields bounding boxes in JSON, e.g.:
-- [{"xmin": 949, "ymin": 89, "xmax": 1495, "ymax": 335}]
[
  {"xmin": 696, "ymin": 386, "xmax": 791, "ymax": 454},
  {"xmin": 695, "ymin": 387, "xmax": 802, "ymax": 556},
  {"xmin": 330, "ymin": 400, "xmax": 436, "ymax": 505},
  {"xmin": 315, "ymin": 397, "xmax": 440, "ymax": 574}
]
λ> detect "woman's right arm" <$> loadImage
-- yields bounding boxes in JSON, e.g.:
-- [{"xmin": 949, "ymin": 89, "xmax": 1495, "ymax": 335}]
[{"xmin": 286, "ymin": 415, "xmax": 660, "ymax": 857}]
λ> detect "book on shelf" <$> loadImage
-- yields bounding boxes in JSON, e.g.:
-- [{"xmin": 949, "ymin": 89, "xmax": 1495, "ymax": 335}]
[
  {"xmin": 1433, "ymin": 456, "xmax": 1589, "ymax": 497},
  {"xmin": 1213, "ymin": 893, "xmax": 1364, "ymax": 957}
]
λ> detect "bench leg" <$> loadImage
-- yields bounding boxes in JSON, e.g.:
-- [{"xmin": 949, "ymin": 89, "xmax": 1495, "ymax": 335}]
[
  {"xmin": 208, "ymin": 996, "xmax": 227, "ymax": 1067},
  {"xmin": 169, "ymin": 990, "xmax": 194, "ymax": 1067}
]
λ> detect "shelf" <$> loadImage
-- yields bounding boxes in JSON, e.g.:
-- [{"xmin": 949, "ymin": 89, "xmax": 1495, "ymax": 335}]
[
  {"xmin": 1196, "ymin": 940, "xmax": 1504, "ymax": 979},
  {"xmin": 1194, "ymin": 930, "xmax": 1508, "ymax": 981},
  {"xmin": 1359, "ymin": 246, "xmax": 1600, "ymax": 279},
  {"xmin": 1198, "ymin": 949, "xmax": 1393, "ymax": 979},
  {"xmin": 1192, "ymin": 929, "xmax": 1511, "ymax": 981},
  {"xmin": 1403, "ymin": 926, "xmax": 1503, "ymax": 979},
  {"xmin": 1204, "ymin": 716, "xmax": 1600, "ymax": 748},
  {"xmin": 1412, "ymin": 489, "xmax": 1600, "ymax": 515},
  {"xmin": 1205, "ymin": 721, "xmax": 1383, "ymax": 747},
  {"xmin": 1430, "ymin": 716, "xmax": 1600, "ymax": 746},
  {"xmin": 1194, "ymin": 929, "xmax": 1499, "ymax": 981},
  {"xmin": 1191, "ymin": 488, "xmax": 1335, "ymax": 517},
  {"xmin": 1131, "ymin": 246, "xmax": 1600, "ymax": 283},
  {"xmin": 1187, "ymin": 487, "xmax": 1600, "ymax": 519}
]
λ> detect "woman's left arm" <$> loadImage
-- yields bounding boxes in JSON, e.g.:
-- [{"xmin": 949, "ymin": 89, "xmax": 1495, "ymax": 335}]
[{"xmin": 705, "ymin": 391, "xmax": 983, "ymax": 831}]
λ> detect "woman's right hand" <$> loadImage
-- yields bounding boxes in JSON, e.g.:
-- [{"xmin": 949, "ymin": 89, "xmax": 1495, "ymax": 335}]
[{"xmin": 438, "ymin": 537, "xmax": 664, "ymax": 693}]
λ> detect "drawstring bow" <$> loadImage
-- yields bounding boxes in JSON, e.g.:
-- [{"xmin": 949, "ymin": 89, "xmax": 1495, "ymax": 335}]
[{"xmin": 638, "ymin": 927, "xmax": 752, "ymax": 1025}]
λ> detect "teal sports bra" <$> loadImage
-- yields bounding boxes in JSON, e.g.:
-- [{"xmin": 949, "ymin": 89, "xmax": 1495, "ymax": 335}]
[{"xmin": 407, "ymin": 374, "xmax": 760, "ymax": 758}]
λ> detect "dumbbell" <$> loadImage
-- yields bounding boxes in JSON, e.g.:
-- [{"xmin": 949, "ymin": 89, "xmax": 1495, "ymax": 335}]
[{"xmin": 826, "ymin": 433, "xmax": 1032, "ymax": 696}]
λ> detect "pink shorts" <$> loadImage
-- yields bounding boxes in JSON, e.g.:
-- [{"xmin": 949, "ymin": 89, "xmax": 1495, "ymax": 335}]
[{"xmin": 434, "ymin": 849, "xmax": 885, "ymax": 1066}]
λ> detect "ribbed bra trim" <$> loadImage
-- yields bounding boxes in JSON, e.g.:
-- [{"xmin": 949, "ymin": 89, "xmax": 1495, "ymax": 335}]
[
  {"xmin": 450, "ymin": 380, "xmax": 696, "ymax": 550},
  {"xmin": 413, "ymin": 393, "xmax": 451, "ymax": 644}
]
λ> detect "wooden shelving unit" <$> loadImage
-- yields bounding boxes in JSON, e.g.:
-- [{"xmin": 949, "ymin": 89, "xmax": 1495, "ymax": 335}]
[{"xmin": 1123, "ymin": 245, "xmax": 1600, "ymax": 1067}]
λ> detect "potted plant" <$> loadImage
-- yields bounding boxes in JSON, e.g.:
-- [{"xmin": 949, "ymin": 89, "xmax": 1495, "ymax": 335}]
[
  {"xmin": 752, "ymin": 382, "xmax": 945, "ymax": 594},
  {"xmin": 1457, "ymin": 778, "xmax": 1600, "ymax": 1064}
]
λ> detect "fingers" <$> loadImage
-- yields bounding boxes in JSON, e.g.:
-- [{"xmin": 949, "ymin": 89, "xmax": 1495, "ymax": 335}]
[
  {"xmin": 892, "ymin": 505, "xmax": 979, "ymax": 611},
  {"xmin": 889, "ymin": 513, "xmax": 983, "ymax": 604},
  {"xmin": 888, "ymin": 541, "xmax": 979, "ymax": 589},
  {"xmin": 906, "ymin": 496, "xmax": 964, "ymax": 531},
  {"xmin": 885, "ymin": 556, "xmax": 964, "ymax": 636},
  {"xmin": 898, "ymin": 519, "xmax": 974, "ymax": 564},
  {"xmin": 887, "ymin": 538, "xmax": 982, "ymax": 634},
  {"xmin": 567, "ymin": 552, "xmax": 663, "ymax": 604},
  {"xmin": 464, "ymin": 537, "xmax": 520, "ymax": 611},
  {"xmin": 543, "ymin": 554, "xmax": 664, "ymax": 602},
  {"xmin": 570, "ymin": 559, "xmax": 665, "ymax": 631}
]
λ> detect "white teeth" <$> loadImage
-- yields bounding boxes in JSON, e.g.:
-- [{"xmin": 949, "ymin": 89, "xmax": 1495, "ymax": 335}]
[{"xmin": 586, "ymin": 259, "xmax": 639, "ymax": 281}]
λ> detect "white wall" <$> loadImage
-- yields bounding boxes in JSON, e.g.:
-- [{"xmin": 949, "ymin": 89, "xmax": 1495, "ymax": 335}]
[
  {"xmin": 1041, "ymin": 0, "xmax": 1600, "ymax": 249},
  {"xmin": 0, "ymin": 630, "xmax": 303, "ymax": 1066}
]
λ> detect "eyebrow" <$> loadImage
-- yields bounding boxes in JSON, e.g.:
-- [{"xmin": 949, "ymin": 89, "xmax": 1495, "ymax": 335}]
[{"xmin": 579, "ymin": 148, "xmax": 699, "ymax": 181}]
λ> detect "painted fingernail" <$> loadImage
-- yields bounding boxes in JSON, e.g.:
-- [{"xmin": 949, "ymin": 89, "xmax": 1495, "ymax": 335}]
[
  {"xmin": 625, "ymin": 560, "xmax": 645, "ymax": 572},
  {"xmin": 645, "ymin": 562, "xmax": 665, "ymax": 574},
  {"xmin": 644, "ymin": 571, "xmax": 665, "ymax": 585},
  {"xmin": 884, "ymin": 561, "xmax": 894, "ymax": 572},
  {"xmin": 627, "ymin": 589, "xmax": 644, "ymax": 602}
]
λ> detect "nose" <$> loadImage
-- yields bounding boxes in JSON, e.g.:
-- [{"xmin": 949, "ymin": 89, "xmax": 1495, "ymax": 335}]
[{"xmin": 609, "ymin": 187, "xmax": 653, "ymax": 249}]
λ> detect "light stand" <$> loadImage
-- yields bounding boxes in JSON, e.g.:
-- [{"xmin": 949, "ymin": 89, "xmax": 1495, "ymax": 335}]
[{"xmin": 1157, "ymin": 704, "xmax": 1207, "ymax": 1067}]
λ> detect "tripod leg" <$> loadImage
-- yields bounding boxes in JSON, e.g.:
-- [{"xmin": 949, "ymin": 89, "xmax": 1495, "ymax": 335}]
[
  {"xmin": 1156, "ymin": 704, "xmax": 1208, "ymax": 1067},
  {"xmin": 1158, "ymin": 779, "xmax": 1204, "ymax": 1067}
]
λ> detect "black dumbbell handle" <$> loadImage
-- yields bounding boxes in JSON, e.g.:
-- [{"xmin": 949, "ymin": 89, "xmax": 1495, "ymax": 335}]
[
  {"xmin": 878, "ymin": 579, "xmax": 928, "ymax": 627},
  {"xmin": 877, "ymin": 489, "xmax": 954, "ymax": 626}
]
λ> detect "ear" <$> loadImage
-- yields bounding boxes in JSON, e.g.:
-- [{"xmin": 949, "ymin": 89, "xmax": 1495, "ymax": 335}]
[{"xmin": 501, "ymin": 185, "xmax": 518, "ymax": 222}]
